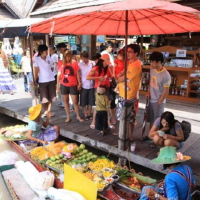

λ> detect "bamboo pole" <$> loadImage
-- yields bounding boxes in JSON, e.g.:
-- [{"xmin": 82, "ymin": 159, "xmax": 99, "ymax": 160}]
[
  {"xmin": 29, "ymin": 35, "xmax": 38, "ymax": 106},
  {"xmin": 118, "ymin": 10, "xmax": 129, "ymax": 164}
]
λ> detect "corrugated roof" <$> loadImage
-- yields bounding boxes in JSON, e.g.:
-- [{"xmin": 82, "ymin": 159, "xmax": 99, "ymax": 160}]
[
  {"xmin": 0, "ymin": 7, "xmax": 15, "ymax": 19},
  {"xmin": 2, "ymin": 0, "xmax": 38, "ymax": 18},
  {"xmin": 31, "ymin": 0, "xmax": 124, "ymax": 15}
]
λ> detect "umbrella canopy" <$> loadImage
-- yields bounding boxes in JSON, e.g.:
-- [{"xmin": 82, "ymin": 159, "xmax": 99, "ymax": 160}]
[
  {"xmin": 30, "ymin": 0, "xmax": 200, "ymax": 35},
  {"xmin": 0, "ymin": 18, "xmax": 44, "ymax": 38}
]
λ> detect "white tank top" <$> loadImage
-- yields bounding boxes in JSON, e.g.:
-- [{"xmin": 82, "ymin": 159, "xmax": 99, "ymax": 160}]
[{"xmin": 0, "ymin": 57, "xmax": 8, "ymax": 72}]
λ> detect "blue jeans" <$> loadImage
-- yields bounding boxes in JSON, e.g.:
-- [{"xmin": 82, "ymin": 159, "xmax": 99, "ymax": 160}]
[{"xmin": 23, "ymin": 72, "xmax": 33, "ymax": 92}]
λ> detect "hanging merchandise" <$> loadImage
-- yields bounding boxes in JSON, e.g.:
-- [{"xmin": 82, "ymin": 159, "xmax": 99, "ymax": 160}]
[
  {"xmin": 1, "ymin": 38, "xmax": 12, "ymax": 55},
  {"xmin": 13, "ymin": 37, "xmax": 23, "ymax": 66}
]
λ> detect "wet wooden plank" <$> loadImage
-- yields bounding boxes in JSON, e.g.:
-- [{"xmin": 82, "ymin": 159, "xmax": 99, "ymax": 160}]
[
  {"xmin": 184, "ymin": 138, "xmax": 200, "ymax": 157},
  {"xmin": 180, "ymin": 133, "xmax": 200, "ymax": 154},
  {"xmin": 1, "ymin": 99, "xmax": 200, "ymax": 186}
]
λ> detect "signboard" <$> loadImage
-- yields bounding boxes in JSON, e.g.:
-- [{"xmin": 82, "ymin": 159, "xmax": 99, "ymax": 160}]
[
  {"xmin": 176, "ymin": 49, "xmax": 187, "ymax": 57},
  {"xmin": 97, "ymin": 35, "xmax": 105, "ymax": 43},
  {"xmin": 64, "ymin": 164, "xmax": 97, "ymax": 200}
]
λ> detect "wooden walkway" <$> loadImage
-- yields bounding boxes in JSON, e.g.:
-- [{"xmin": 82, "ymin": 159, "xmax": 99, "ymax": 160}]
[{"xmin": 1, "ymin": 82, "xmax": 200, "ymax": 185}]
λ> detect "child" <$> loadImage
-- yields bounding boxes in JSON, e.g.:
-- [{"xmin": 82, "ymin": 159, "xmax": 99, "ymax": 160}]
[
  {"xmin": 95, "ymin": 86, "xmax": 110, "ymax": 136},
  {"xmin": 114, "ymin": 49, "xmax": 125, "ymax": 93},
  {"xmin": 27, "ymin": 104, "xmax": 60, "ymax": 145}
]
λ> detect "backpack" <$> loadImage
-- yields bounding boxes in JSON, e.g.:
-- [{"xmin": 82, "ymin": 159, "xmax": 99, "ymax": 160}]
[{"xmin": 181, "ymin": 121, "xmax": 191, "ymax": 141}]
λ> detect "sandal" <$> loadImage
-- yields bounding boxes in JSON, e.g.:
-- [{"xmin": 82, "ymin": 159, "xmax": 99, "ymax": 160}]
[
  {"xmin": 109, "ymin": 125, "xmax": 115, "ymax": 129},
  {"xmin": 77, "ymin": 118, "xmax": 84, "ymax": 122},
  {"xmin": 90, "ymin": 124, "xmax": 95, "ymax": 129},
  {"xmin": 111, "ymin": 120, "xmax": 116, "ymax": 125},
  {"xmin": 112, "ymin": 132, "xmax": 118, "ymax": 136},
  {"xmin": 96, "ymin": 132, "xmax": 101, "ymax": 136},
  {"xmin": 99, "ymin": 131, "xmax": 105, "ymax": 137},
  {"xmin": 65, "ymin": 119, "xmax": 71, "ymax": 123},
  {"xmin": 49, "ymin": 112, "xmax": 55, "ymax": 117},
  {"xmin": 84, "ymin": 116, "xmax": 89, "ymax": 121},
  {"xmin": 89, "ymin": 116, "xmax": 93, "ymax": 120}
]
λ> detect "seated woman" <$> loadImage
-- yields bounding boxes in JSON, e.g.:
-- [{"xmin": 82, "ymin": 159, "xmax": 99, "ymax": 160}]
[
  {"xmin": 148, "ymin": 111, "xmax": 184, "ymax": 149},
  {"xmin": 27, "ymin": 104, "xmax": 60, "ymax": 145}
]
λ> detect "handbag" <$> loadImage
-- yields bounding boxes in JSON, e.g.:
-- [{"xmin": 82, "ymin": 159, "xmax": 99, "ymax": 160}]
[{"xmin": 110, "ymin": 77, "xmax": 117, "ymax": 90}]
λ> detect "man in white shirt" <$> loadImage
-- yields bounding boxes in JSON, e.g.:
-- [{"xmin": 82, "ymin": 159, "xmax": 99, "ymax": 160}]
[
  {"xmin": 79, "ymin": 51, "xmax": 95, "ymax": 120},
  {"xmin": 33, "ymin": 45, "xmax": 56, "ymax": 116},
  {"xmin": 49, "ymin": 45, "xmax": 58, "ymax": 84},
  {"xmin": 101, "ymin": 41, "xmax": 114, "ymax": 66}
]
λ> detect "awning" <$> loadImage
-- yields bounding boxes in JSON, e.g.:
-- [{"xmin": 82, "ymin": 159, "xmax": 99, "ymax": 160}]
[{"xmin": 0, "ymin": 18, "xmax": 44, "ymax": 38}]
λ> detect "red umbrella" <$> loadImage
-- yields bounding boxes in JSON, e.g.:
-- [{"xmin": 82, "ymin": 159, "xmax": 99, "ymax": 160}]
[
  {"xmin": 30, "ymin": 0, "xmax": 200, "ymax": 149},
  {"xmin": 31, "ymin": 0, "xmax": 200, "ymax": 36}
]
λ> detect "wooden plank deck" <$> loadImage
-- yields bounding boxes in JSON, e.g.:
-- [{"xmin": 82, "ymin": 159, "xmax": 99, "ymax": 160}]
[{"xmin": 1, "ymin": 90, "xmax": 200, "ymax": 185}]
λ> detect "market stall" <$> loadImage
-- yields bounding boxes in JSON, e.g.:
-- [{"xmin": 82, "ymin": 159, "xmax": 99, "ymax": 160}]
[
  {"xmin": 141, "ymin": 45, "xmax": 200, "ymax": 103},
  {"xmin": 0, "ymin": 125, "xmax": 159, "ymax": 200}
]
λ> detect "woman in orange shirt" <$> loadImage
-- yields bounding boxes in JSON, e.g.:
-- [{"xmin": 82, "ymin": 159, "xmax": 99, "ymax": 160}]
[{"xmin": 57, "ymin": 50, "xmax": 83, "ymax": 123}]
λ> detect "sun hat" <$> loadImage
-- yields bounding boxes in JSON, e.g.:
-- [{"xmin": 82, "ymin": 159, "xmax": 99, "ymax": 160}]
[
  {"xmin": 101, "ymin": 54, "xmax": 111, "ymax": 65},
  {"xmin": 28, "ymin": 104, "xmax": 42, "ymax": 120},
  {"xmin": 151, "ymin": 146, "xmax": 191, "ymax": 165}
]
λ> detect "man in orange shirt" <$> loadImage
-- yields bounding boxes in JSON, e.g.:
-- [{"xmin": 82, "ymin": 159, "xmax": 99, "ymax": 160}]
[{"xmin": 117, "ymin": 44, "xmax": 142, "ymax": 141}]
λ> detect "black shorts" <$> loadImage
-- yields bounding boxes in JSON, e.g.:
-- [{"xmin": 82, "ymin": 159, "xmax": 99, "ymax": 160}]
[
  {"xmin": 110, "ymin": 90, "xmax": 116, "ymax": 109},
  {"xmin": 60, "ymin": 84, "xmax": 78, "ymax": 95},
  {"xmin": 54, "ymin": 75, "xmax": 57, "ymax": 85},
  {"xmin": 80, "ymin": 88, "xmax": 95, "ymax": 107},
  {"xmin": 95, "ymin": 111, "xmax": 108, "ymax": 131},
  {"xmin": 39, "ymin": 81, "xmax": 56, "ymax": 103}
]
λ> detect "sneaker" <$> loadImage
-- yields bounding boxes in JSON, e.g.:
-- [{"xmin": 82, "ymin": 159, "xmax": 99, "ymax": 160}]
[{"xmin": 57, "ymin": 102, "xmax": 64, "ymax": 107}]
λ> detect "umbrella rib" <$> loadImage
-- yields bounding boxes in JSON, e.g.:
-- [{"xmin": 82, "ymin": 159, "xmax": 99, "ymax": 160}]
[
  {"xmin": 54, "ymin": 12, "xmax": 110, "ymax": 34},
  {"xmin": 145, "ymin": 9, "xmax": 190, "ymax": 32},
  {"xmin": 136, "ymin": 10, "xmax": 166, "ymax": 34},
  {"xmin": 130, "ymin": 10, "xmax": 142, "ymax": 35},
  {"xmin": 172, "ymin": 12, "xmax": 200, "ymax": 27},
  {"xmin": 93, "ymin": 11, "xmax": 118, "ymax": 35},
  {"xmin": 116, "ymin": 11, "xmax": 124, "ymax": 35}
]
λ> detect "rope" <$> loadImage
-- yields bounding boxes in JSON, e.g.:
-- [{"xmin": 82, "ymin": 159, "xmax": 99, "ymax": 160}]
[{"xmin": 107, "ymin": 145, "xmax": 118, "ymax": 158}]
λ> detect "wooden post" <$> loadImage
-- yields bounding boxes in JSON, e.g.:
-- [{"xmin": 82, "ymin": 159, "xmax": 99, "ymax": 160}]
[
  {"xmin": 29, "ymin": 35, "xmax": 38, "ymax": 106},
  {"xmin": 118, "ymin": 107, "xmax": 130, "ymax": 148},
  {"xmin": 118, "ymin": 10, "xmax": 129, "ymax": 164}
]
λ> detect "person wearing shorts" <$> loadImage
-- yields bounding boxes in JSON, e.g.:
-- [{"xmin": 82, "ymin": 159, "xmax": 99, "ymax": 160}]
[
  {"xmin": 147, "ymin": 52, "xmax": 171, "ymax": 128},
  {"xmin": 79, "ymin": 51, "xmax": 95, "ymax": 120},
  {"xmin": 33, "ymin": 45, "xmax": 56, "ymax": 117},
  {"xmin": 27, "ymin": 104, "xmax": 60, "ymax": 145},
  {"xmin": 57, "ymin": 49, "xmax": 83, "ymax": 123},
  {"xmin": 117, "ymin": 44, "xmax": 142, "ymax": 140}
]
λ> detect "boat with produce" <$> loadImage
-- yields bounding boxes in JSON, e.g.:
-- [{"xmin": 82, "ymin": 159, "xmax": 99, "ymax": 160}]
[{"xmin": 0, "ymin": 124, "xmax": 160, "ymax": 200}]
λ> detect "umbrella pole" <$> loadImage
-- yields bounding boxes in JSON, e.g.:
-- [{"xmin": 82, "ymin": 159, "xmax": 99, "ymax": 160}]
[
  {"xmin": 118, "ymin": 10, "xmax": 129, "ymax": 165},
  {"xmin": 29, "ymin": 35, "xmax": 38, "ymax": 106}
]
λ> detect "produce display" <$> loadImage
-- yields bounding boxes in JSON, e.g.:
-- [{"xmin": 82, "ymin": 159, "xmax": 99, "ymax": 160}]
[
  {"xmin": 113, "ymin": 184, "xmax": 139, "ymax": 200},
  {"xmin": 43, "ymin": 143, "xmax": 98, "ymax": 173},
  {"xmin": 82, "ymin": 171, "xmax": 109, "ymax": 191},
  {"xmin": 0, "ymin": 125, "xmax": 28, "ymax": 140},
  {"xmin": 0, "ymin": 130, "xmax": 160, "ymax": 200},
  {"xmin": 116, "ymin": 167, "xmax": 157, "ymax": 192},
  {"xmin": 30, "ymin": 141, "xmax": 67, "ymax": 161},
  {"xmin": 88, "ymin": 158, "xmax": 115, "ymax": 172}
]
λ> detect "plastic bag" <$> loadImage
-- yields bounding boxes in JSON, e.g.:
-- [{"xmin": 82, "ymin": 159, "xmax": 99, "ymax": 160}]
[
  {"xmin": 35, "ymin": 171, "xmax": 55, "ymax": 190},
  {"xmin": 0, "ymin": 151, "xmax": 18, "ymax": 166}
]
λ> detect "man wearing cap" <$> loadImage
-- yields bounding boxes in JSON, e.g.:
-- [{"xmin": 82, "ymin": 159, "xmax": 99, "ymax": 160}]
[
  {"xmin": 140, "ymin": 146, "xmax": 195, "ymax": 200},
  {"xmin": 117, "ymin": 44, "xmax": 142, "ymax": 140}
]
